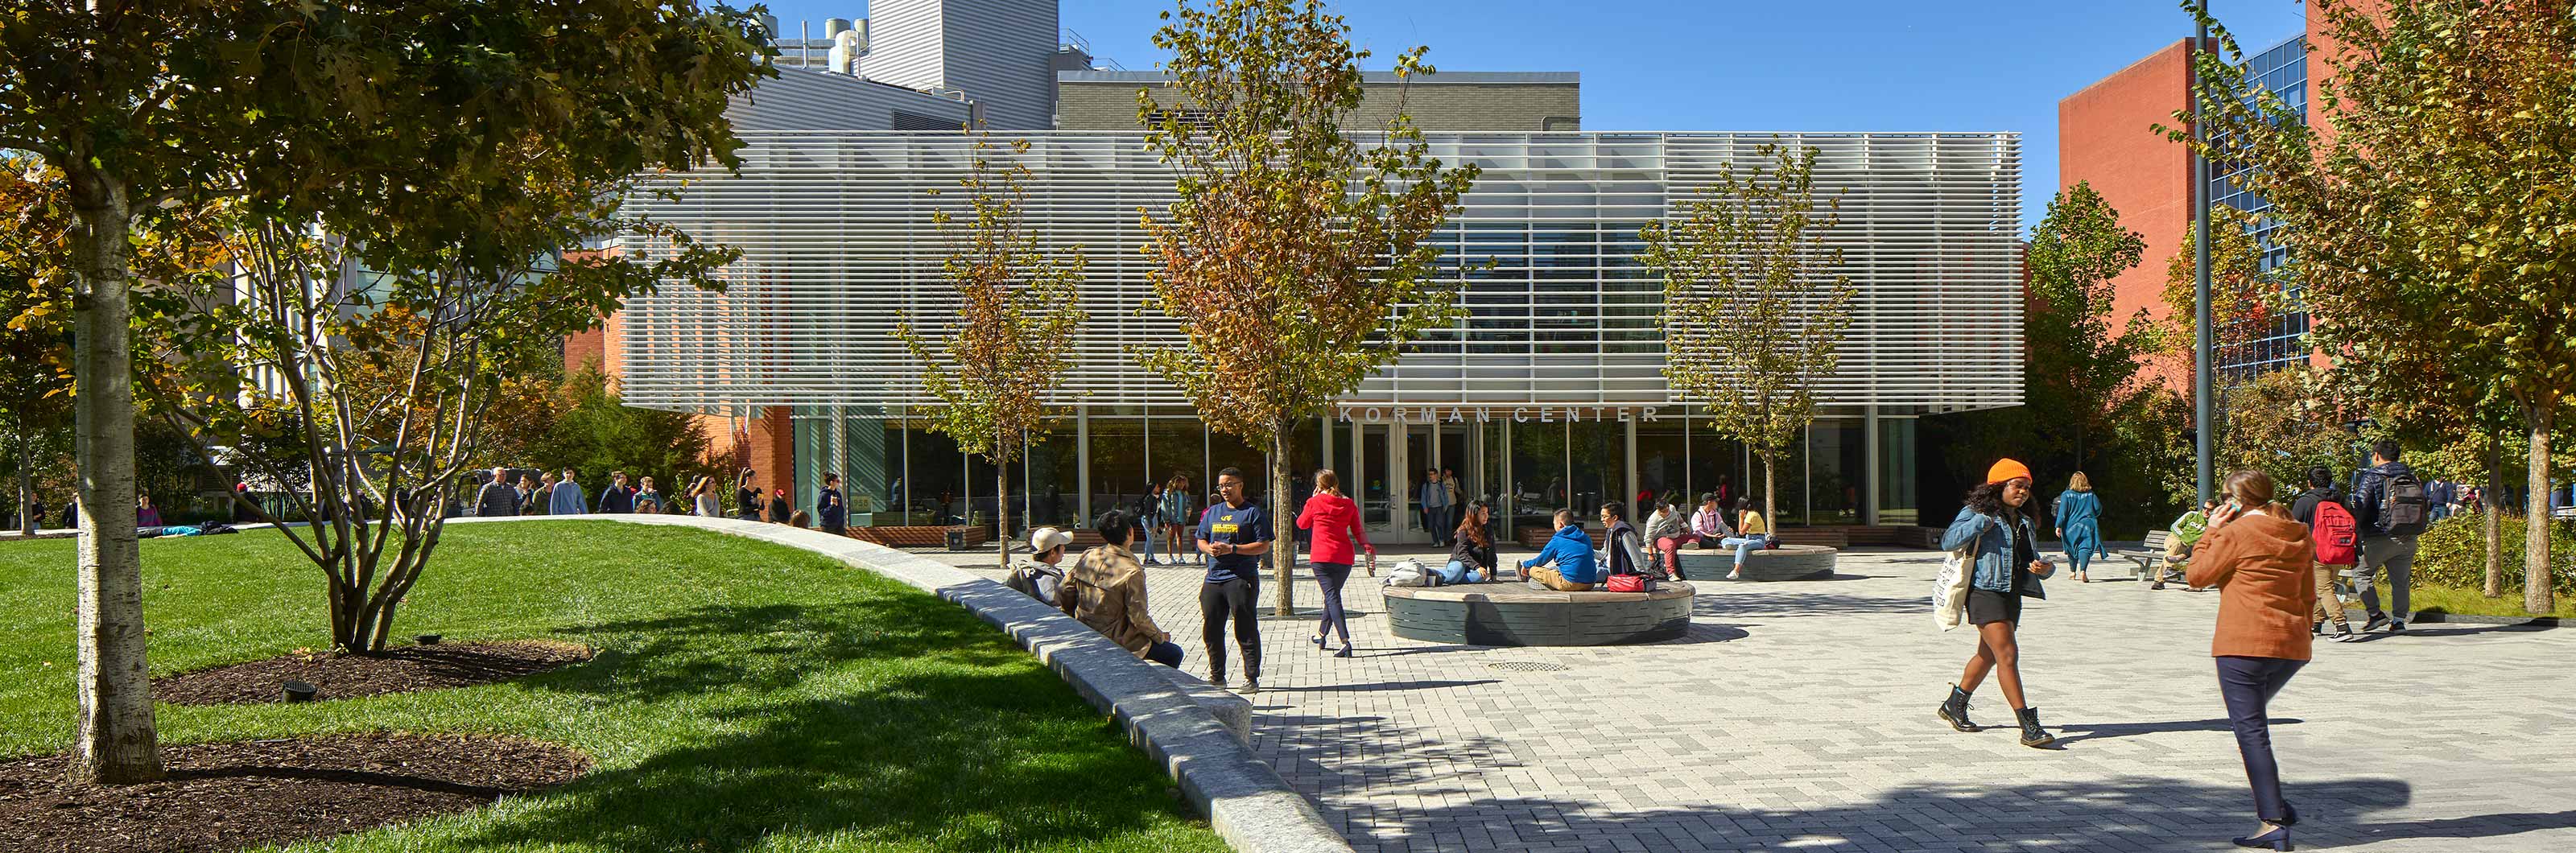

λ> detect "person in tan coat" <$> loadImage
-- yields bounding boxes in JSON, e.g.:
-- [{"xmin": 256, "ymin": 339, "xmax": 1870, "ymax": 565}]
[
  {"xmin": 2185, "ymin": 470, "xmax": 2315, "ymax": 851},
  {"xmin": 1056, "ymin": 509, "xmax": 1184, "ymax": 668}
]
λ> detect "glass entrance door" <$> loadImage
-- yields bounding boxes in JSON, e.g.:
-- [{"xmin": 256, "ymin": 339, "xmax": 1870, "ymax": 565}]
[{"xmin": 1354, "ymin": 422, "xmax": 1420, "ymax": 542}]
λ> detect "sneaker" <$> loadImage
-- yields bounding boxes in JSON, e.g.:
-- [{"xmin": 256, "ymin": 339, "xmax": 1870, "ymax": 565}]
[
  {"xmin": 2363, "ymin": 613, "xmax": 2390, "ymax": 633},
  {"xmin": 1725, "ymin": 571, "xmax": 1740, "ymax": 581},
  {"xmin": 1239, "ymin": 678, "xmax": 1260, "ymax": 695},
  {"xmin": 2388, "ymin": 620, "xmax": 2406, "ymax": 634}
]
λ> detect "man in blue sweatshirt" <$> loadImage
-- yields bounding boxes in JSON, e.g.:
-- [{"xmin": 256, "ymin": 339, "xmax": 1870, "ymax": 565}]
[{"xmin": 1520, "ymin": 509, "xmax": 1600, "ymax": 591}]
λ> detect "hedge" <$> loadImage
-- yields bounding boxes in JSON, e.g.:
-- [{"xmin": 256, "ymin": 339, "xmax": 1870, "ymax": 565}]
[{"xmin": 2413, "ymin": 513, "xmax": 2576, "ymax": 596}]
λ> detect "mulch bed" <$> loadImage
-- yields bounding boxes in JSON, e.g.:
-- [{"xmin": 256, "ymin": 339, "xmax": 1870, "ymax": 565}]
[
  {"xmin": 0, "ymin": 732, "xmax": 588, "ymax": 853},
  {"xmin": 152, "ymin": 641, "xmax": 594, "ymax": 706}
]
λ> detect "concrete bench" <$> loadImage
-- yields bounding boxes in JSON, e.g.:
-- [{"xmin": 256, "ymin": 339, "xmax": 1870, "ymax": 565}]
[
  {"xmin": 1384, "ymin": 582, "xmax": 1694, "ymax": 645},
  {"xmin": 1673, "ymin": 544, "xmax": 1838, "ymax": 582}
]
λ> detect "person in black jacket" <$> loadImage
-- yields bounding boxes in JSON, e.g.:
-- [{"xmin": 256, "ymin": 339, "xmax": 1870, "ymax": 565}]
[
  {"xmin": 735, "ymin": 470, "xmax": 762, "ymax": 521},
  {"xmin": 2346, "ymin": 440, "xmax": 2424, "ymax": 633},
  {"xmin": 597, "ymin": 471, "xmax": 634, "ymax": 514},
  {"xmin": 2289, "ymin": 466, "xmax": 2358, "ymax": 641},
  {"xmin": 476, "ymin": 468, "xmax": 520, "ymax": 517},
  {"xmin": 1447, "ymin": 501, "xmax": 1496, "ymax": 582}
]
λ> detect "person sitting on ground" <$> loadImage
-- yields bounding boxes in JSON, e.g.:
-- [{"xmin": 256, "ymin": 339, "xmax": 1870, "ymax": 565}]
[
  {"xmin": 788, "ymin": 509, "xmax": 811, "ymax": 529},
  {"xmin": 1009, "ymin": 526, "xmax": 1074, "ymax": 603},
  {"xmin": 1057, "ymin": 509, "xmax": 1184, "ymax": 668},
  {"xmin": 1645, "ymin": 497, "xmax": 1691, "ymax": 580},
  {"xmin": 1447, "ymin": 501, "xmax": 1497, "ymax": 583},
  {"xmin": 1519, "ymin": 508, "xmax": 1601, "ymax": 591}
]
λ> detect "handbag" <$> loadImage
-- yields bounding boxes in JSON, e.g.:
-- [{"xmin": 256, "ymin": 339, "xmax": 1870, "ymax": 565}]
[{"xmin": 1605, "ymin": 573, "xmax": 1649, "ymax": 593}]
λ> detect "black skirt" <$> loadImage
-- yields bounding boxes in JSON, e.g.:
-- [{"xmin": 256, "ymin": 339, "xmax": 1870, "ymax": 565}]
[{"xmin": 1966, "ymin": 588, "xmax": 2024, "ymax": 625}]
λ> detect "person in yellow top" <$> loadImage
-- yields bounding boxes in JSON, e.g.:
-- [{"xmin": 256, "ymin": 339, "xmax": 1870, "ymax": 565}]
[{"xmin": 1716, "ymin": 497, "xmax": 1770, "ymax": 580}]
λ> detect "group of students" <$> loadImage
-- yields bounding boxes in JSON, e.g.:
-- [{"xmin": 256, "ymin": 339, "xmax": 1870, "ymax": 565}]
[
  {"xmin": 471, "ymin": 467, "xmax": 858, "ymax": 535},
  {"xmin": 1936, "ymin": 447, "xmax": 2431, "ymax": 851},
  {"xmin": 1008, "ymin": 467, "xmax": 1272, "ymax": 690}
]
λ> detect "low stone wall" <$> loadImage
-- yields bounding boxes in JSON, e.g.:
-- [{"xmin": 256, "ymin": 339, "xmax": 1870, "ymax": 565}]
[
  {"xmin": 444, "ymin": 514, "xmax": 1348, "ymax": 853},
  {"xmin": 1675, "ymin": 545, "xmax": 1839, "ymax": 582},
  {"xmin": 1384, "ymin": 582, "xmax": 1694, "ymax": 645}
]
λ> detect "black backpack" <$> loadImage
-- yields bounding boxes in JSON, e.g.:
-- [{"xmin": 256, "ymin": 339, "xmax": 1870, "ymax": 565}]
[{"xmin": 2376, "ymin": 471, "xmax": 2430, "ymax": 538}]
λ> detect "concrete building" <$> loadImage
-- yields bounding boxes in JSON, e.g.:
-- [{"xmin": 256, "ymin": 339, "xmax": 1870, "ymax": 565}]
[{"xmin": 1055, "ymin": 70, "xmax": 1582, "ymax": 132}]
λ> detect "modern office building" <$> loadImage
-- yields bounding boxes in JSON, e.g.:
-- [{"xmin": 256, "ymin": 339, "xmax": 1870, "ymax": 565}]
[
  {"xmin": 2059, "ymin": 33, "xmax": 2314, "ymax": 379},
  {"xmin": 592, "ymin": 0, "xmax": 2025, "ymax": 542}
]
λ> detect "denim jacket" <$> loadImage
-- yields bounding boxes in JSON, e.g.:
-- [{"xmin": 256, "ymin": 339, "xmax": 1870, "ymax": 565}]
[{"xmin": 1942, "ymin": 505, "xmax": 2047, "ymax": 598}]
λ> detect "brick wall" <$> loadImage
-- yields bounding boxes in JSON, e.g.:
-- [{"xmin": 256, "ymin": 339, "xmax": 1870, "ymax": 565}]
[
  {"xmin": 1055, "ymin": 80, "xmax": 1579, "ymax": 132},
  {"xmin": 2058, "ymin": 39, "xmax": 2196, "ymax": 388}
]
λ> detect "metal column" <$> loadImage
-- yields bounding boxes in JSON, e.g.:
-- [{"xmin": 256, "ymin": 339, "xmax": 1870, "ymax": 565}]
[{"xmin": 1862, "ymin": 406, "xmax": 1881, "ymax": 525}]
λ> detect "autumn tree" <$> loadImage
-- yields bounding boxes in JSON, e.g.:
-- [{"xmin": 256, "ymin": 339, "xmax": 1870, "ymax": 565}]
[
  {"xmin": 1136, "ymin": 0, "xmax": 1479, "ymax": 615},
  {"xmin": 0, "ymin": 156, "xmax": 74, "ymax": 537},
  {"xmin": 2176, "ymin": 0, "xmax": 2574, "ymax": 612},
  {"xmin": 896, "ymin": 135, "xmax": 1086, "ymax": 569},
  {"xmin": 127, "ymin": 3, "xmax": 767, "ymax": 655},
  {"xmin": 2025, "ymin": 182, "xmax": 2153, "ymax": 474},
  {"xmin": 2155, "ymin": 210, "xmax": 2277, "ymax": 389},
  {"xmin": 1643, "ymin": 142, "xmax": 1852, "ymax": 532}
]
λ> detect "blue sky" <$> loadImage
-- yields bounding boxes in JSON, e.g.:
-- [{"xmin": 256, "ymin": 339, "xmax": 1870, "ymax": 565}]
[{"xmin": 758, "ymin": 0, "xmax": 2312, "ymax": 233}]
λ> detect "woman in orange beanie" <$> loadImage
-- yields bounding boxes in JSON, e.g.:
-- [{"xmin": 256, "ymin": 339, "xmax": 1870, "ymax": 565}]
[{"xmin": 1936, "ymin": 458, "xmax": 2058, "ymax": 748}]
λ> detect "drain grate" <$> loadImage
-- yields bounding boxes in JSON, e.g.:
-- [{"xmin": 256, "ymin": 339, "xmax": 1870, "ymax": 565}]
[{"xmin": 1488, "ymin": 661, "xmax": 1571, "ymax": 673}]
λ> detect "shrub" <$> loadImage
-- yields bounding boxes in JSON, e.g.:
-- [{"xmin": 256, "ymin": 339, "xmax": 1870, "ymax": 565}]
[{"xmin": 2411, "ymin": 513, "xmax": 2576, "ymax": 596}]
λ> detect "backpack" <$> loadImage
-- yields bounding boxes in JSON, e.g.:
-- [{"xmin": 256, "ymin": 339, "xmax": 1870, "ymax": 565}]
[
  {"xmin": 1384, "ymin": 559, "xmax": 1437, "ymax": 587},
  {"xmin": 2310, "ymin": 499, "xmax": 2359, "ymax": 567},
  {"xmin": 2376, "ymin": 471, "xmax": 2430, "ymax": 538}
]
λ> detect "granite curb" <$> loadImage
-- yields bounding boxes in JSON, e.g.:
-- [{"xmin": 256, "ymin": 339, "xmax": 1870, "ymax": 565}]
[{"xmin": 447, "ymin": 513, "xmax": 1349, "ymax": 853}]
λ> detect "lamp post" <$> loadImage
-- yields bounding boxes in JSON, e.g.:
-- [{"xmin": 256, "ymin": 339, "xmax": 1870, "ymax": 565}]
[{"xmin": 2191, "ymin": 6, "xmax": 2217, "ymax": 509}]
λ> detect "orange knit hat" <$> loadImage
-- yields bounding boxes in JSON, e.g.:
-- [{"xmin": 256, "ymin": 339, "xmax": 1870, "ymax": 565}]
[{"xmin": 1986, "ymin": 458, "xmax": 2033, "ymax": 485}]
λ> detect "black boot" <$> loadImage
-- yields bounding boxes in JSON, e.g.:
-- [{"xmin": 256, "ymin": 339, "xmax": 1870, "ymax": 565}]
[
  {"xmin": 1937, "ymin": 684, "xmax": 1978, "ymax": 731},
  {"xmin": 2017, "ymin": 707, "xmax": 2055, "ymax": 748}
]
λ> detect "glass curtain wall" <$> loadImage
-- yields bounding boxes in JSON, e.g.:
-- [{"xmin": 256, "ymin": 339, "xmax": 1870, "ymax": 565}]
[
  {"xmin": 1637, "ymin": 420, "xmax": 1688, "ymax": 512},
  {"xmin": 1808, "ymin": 420, "xmax": 1865, "ymax": 526},
  {"xmin": 1089, "ymin": 411, "xmax": 1147, "ymax": 526},
  {"xmin": 1877, "ymin": 418, "xmax": 1920, "ymax": 525}
]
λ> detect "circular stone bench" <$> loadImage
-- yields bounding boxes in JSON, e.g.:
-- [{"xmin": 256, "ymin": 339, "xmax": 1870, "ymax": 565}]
[
  {"xmin": 1674, "ymin": 545, "xmax": 1839, "ymax": 582},
  {"xmin": 1383, "ymin": 582, "xmax": 1695, "ymax": 646}
]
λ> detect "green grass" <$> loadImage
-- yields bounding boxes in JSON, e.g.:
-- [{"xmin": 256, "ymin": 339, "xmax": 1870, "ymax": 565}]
[
  {"xmin": 0, "ymin": 521, "xmax": 1229, "ymax": 853},
  {"xmin": 2407, "ymin": 582, "xmax": 2576, "ymax": 620}
]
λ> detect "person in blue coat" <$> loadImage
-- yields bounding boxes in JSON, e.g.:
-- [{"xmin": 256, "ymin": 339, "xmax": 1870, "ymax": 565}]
[
  {"xmin": 1519, "ymin": 509, "xmax": 1600, "ymax": 591},
  {"xmin": 1937, "ymin": 458, "xmax": 2058, "ymax": 749},
  {"xmin": 2052, "ymin": 472, "xmax": 2105, "ymax": 583}
]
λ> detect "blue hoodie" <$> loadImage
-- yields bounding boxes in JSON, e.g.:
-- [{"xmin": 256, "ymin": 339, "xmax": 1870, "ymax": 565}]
[{"xmin": 1519, "ymin": 524, "xmax": 1600, "ymax": 583}]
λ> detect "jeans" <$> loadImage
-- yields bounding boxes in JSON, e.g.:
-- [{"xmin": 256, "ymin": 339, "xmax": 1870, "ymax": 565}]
[
  {"xmin": 1313, "ymin": 562, "xmax": 1353, "ymax": 645},
  {"xmin": 1424, "ymin": 505, "xmax": 1449, "ymax": 545},
  {"xmin": 2217, "ymin": 655, "xmax": 2306, "ymax": 823},
  {"xmin": 2353, "ymin": 537, "xmax": 2417, "ymax": 621},
  {"xmin": 1144, "ymin": 641, "xmax": 1184, "ymax": 668},
  {"xmin": 1720, "ymin": 536, "xmax": 1765, "ymax": 574},
  {"xmin": 1136, "ymin": 522, "xmax": 1157, "ymax": 562},
  {"xmin": 1199, "ymin": 577, "xmax": 1261, "ymax": 682}
]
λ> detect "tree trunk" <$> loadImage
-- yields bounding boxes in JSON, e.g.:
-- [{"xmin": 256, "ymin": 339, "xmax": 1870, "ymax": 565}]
[
  {"xmin": 67, "ymin": 175, "xmax": 163, "ymax": 785},
  {"xmin": 1761, "ymin": 454, "xmax": 1777, "ymax": 535},
  {"xmin": 2484, "ymin": 422, "xmax": 2504, "ymax": 599},
  {"xmin": 1272, "ymin": 431, "xmax": 1294, "ymax": 617},
  {"xmin": 994, "ymin": 433, "xmax": 1010, "ymax": 571},
  {"xmin": 2527, "ymin": 406, "xmax": 2555, "ymax": 615},
  {"xmin": 17, "ymin": 426, "xmax": 33, "ymax": 537}
]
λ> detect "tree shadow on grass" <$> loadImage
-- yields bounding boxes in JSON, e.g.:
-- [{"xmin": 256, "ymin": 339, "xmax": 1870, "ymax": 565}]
[
  {"xmin": 536, "ymin": 597, "xmax": 1031, "ymax": 703},
  {"xmin": 450, "ymin": 682, "xmax": 1207, "ymax": 853}
]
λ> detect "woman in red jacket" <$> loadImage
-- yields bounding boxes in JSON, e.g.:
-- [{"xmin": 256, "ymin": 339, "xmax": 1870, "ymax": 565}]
[{"xmin": 1295, "ymin": 468, "xmax": 1374, "ymax": 657}]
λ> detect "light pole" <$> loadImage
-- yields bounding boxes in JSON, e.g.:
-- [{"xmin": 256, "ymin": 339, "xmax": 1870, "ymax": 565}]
[{"xmin": 2191, "ymin": 6, "xmax": 2217, "ymax": 509}]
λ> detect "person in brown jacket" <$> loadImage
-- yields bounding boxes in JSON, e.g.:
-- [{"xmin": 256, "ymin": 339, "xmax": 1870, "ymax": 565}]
[
  {"xmin": 1056, "ymin": 509, "xmax": 1184, "ymax": 668},
  {"xmin": 2184, "ymin": 470, "xmax": 2314, "ymax": 852}
]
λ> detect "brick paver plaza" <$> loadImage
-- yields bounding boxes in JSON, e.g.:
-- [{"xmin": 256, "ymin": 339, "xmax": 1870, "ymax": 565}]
[{"xmin": 950, "ymin": 546, "xmax": 2576, "ymax": 852}]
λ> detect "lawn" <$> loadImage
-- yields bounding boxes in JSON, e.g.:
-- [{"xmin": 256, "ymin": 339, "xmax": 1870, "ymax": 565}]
[
  {"xmin": 2406, "ymin": 582, "xmax": 2576, "ymax": 620},
  {"xmin": 0, "ymin": 521, "xmax": 1231, "ymax": 853}
]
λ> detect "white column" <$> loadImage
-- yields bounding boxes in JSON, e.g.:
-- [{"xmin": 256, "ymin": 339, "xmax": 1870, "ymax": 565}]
[
  {"xmin": 1863, "ymin": 406, "xmax": 1881, "ymax": 526},
  {"xmin": 1075, "ymin": 407, "xmax": 1091, "ymax": 525}
]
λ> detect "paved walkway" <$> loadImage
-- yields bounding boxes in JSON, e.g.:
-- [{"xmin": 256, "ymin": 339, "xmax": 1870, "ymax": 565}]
[{"xmin": 937, "ymin": 545, "xmax": 2576, "ymax": 852}]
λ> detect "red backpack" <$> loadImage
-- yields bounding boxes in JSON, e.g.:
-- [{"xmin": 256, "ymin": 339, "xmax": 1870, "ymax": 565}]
[{"xmin": 2311, "ymin": 499, "xmax": 2359, "ymax": 567}]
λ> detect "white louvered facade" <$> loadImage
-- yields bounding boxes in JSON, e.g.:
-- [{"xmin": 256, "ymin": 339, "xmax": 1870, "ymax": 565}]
[
  {"xmin": 615, "ymin": 130, "xmax": 2022, "ymax": 418},
  {"xmin": 861, "ymin": 0, "xmax": 1059, "ymax": 131}
]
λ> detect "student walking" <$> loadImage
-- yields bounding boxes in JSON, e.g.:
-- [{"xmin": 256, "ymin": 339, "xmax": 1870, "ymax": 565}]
[
  {"xmin": 734, "ymin": 470, "xmax": 762, "ymax": 521},
  {"xmin": 1937, "ymin": 459, "xmax": 2057, "ymax": 748},
  {"xmin": 2289, "ymin": 466, "xmax": 2359, "ymax": 641},
  {"xmin": 597, "ymin": 471, "xmax": 633, "ymax": 514},
  {"xmin": 476, "ymin": 468, "xmax": 520, "ymax": 517},
  {"xmin": 1195, "ymin": 468, "xmax": 1270, "ymax": 694},
  {"xmin": 1058, "ymin": 510, "xmax": 1184, "ymax": 668},
  {"xmin": 817, "ymin": 473, "xmax": 848, "ymax": 535},
  {"xmin": 522, "ymin": 472, "xmax": 551, "ymax": 515},
  {"xmin": 2347, "ymin": 440, "xmax": 2430, "ymax": 633},
  {"xmin": 2052, "ymin": 472, "xmax": 2104, "ymax": 583},
  {"xmin": 1294, "ymin": 469, "xmax": 1373, "ymax": 657},
  {"xmin": 1133, "ymin": 483, "xmax": 1163, "ymax": 565},
  {"xmin": 1159, "ymin": 474, "xmax": 1194, "ymax": 566},
  {"xmin": 1419, "ymin": 468, "xmax": 1452, "ymax": 547},
  {"xmin": 550, "ymin": 468, "xmax": 588, "ymax": 514},
  {"xmin": 2186, "ymin": 470, "xmax": 2315, "ymax": 851}
]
